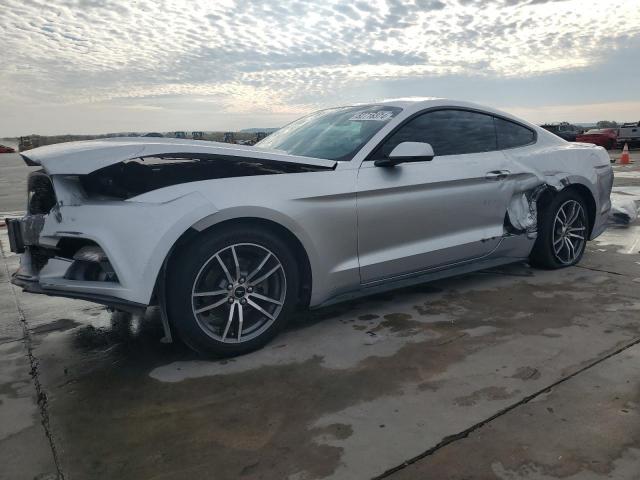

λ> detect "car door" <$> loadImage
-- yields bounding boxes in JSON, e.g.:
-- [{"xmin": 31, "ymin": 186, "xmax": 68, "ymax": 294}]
[{"xmin": 356, "ymin": 108, "xmax": 514, "ymax": 284}]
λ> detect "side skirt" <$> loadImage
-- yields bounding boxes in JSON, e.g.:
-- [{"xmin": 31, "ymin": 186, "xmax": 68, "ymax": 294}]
[{"xmin": 312, "ymin": 256, "xmax": 526, "ymax": 309}]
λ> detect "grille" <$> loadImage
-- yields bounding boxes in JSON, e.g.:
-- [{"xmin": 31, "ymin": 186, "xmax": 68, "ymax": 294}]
[{"xmin": 27, "ymin": 172, "xmax": 57, "ymax": 215}]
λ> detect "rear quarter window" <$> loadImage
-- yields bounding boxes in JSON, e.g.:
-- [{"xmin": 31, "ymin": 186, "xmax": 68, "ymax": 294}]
[{"xmin": 495, "ymin": 118, "xmax": 535, "ymax": 150}]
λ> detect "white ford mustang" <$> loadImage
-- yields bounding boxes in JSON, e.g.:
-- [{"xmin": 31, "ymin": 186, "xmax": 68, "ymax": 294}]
[{"xmin": 7, "ymin": 99, "xmax": 613, "ymax": 356}]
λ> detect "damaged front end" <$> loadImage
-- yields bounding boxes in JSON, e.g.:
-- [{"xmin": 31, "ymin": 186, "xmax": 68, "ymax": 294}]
[
  {"xmin": 6, "ymin": 170, "xmax": 136, "ymax": 310},
  {"xmin": 8, "ymin": 140, "xmax": 337, "ymax": 311}
]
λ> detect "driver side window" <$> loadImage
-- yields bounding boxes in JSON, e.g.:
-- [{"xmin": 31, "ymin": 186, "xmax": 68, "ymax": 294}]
[{"xmin": 371, "ymin": 109, "xmax": 498, "ymax": 159}]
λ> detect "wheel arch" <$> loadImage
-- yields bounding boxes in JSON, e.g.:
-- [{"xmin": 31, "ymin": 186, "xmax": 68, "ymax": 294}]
[
  {"xmin": 536, "ymin": 181, "xmax": 597, "ymax": 237},
  {"xmin": 160, "ymin": 215, "xmax": 313, "ymax": 309}
]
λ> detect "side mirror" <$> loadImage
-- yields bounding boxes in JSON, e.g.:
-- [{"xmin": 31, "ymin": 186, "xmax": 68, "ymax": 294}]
[{"xmin": 374, "ymin": 142, "xmax": 435, "ymax": 167}]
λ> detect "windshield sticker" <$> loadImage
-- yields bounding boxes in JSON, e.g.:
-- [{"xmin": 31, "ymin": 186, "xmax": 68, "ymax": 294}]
[{"xmin": 349, "ymin": 111, "xmax": 396, "ymax": 122}]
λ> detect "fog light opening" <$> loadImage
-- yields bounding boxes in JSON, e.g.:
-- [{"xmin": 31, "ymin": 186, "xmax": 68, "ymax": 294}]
[{"xmin": 65, "ymin": 246, "xmax": 118, "ymax": 282}]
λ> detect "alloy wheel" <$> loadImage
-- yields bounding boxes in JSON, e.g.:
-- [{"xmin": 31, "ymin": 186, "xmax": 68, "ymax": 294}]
[
  {"xmin": 552, "ymin": 199, "xmax": 586, "ymax": 265},
  {"xmin": 190, "ymin": 243, "xmax": 286, "ymax": 343}
]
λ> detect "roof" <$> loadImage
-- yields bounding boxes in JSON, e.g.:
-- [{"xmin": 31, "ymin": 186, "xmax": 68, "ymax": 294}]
[{"xmin": 371, "ymin": 97, "xmax": 538, "ymax": 129}]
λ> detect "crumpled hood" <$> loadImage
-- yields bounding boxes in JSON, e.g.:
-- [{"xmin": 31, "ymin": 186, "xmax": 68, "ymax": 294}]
[{"xmin": 21, "ymin": 137, "xmax": 337, "ymax": 175}]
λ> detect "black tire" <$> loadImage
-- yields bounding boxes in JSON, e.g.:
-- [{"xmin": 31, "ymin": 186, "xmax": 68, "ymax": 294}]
[
  {"xmin": 167, "ymin": 225, "xmax": 300, "ymax": 357},
  {"xmin": 529, "ymin": 190, "xmax": 589, "ymax": 269}
]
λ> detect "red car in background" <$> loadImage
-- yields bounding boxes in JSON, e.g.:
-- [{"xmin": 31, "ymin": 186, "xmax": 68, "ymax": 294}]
[
  {"xmin": 575, "ymin": 128, "xmax": 617, "ymax": 150},
  {"xmin": 0, "ymin": 144, "xmax": 16, "ymax": 154}
]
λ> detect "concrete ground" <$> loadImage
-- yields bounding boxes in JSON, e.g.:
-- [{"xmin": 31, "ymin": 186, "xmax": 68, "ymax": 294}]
[{"xmin": 0, "ymin": 150, "xmax": 639, "ymax": 480}]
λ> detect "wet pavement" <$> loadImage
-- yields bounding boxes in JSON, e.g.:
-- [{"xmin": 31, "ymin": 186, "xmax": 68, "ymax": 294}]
[{"xmin": 0, "ymin": 152, "xmax": 639, "ymax": 480}]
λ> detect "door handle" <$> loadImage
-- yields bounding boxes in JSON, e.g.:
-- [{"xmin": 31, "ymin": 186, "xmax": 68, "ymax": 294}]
[{"xmin": 485, "ymin": 170, "xmax": 510, "ymax": 181}]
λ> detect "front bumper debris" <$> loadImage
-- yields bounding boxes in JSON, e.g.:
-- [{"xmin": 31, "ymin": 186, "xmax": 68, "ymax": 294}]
[
  {"xmin": 11, "ymin": 273, "xmax": 146, "ymax": 313},
  {"xmin": 5, "ymin": 215, "xmax": 46, "ymax": 253},
  {"xmin": 5, "ymin": 218, "xmax": 25, "ymax": 253}
]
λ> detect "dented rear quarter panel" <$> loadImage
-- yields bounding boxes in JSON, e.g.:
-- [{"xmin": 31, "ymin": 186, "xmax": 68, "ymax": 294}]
[{"xmin": 503, "ymin": 137, "xmax": 612, "ymax": 238}]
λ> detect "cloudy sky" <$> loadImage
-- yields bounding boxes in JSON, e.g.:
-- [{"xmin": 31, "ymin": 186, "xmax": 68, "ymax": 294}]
[{"xmin": 1, "ymin": 0, "xmax": 639, "ymax": 136}]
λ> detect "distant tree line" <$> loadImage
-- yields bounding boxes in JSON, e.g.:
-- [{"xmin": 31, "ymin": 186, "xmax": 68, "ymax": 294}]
[{"xmin": 596, "ymin": 121, "xmax": 618, "ymax": 128}]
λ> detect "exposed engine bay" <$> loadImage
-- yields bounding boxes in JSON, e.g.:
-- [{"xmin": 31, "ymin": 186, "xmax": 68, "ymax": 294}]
[{"xmin": 80, "ymin": 154, "xmax": 335, "ymax": 200}]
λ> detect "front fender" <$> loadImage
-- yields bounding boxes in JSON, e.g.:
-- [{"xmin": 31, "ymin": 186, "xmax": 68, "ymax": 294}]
[{"xmin": 189, "ymin": 206, "xmax": 322, "ymax": 292}]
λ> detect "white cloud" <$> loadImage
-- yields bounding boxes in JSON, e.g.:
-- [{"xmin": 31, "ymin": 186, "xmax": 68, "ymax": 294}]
[{"xmin": 0, "ymin": 0, "xmax": 639, "ymax": 134}]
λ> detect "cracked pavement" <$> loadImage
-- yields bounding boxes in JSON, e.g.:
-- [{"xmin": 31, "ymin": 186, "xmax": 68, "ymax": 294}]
[{"xmin": 0, "ymin": 151, "xmax": 639, "ymax": 480}]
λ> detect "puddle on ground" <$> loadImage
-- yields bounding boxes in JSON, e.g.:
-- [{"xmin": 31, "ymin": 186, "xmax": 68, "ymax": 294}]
[
  {"xmin": 30, "ymin": 318, "xmax": 80, "ymax": 336},
  {"xmin": 454, "ymin": 386, "xmax": 519, "ymax": 407},
  {"xmin": 511, "ymin": 366, "xmax": 541, "ymax": 381}
]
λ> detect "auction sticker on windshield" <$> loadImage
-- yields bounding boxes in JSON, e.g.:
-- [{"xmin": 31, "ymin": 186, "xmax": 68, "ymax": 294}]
[{"xmin": 349, "ymin": 111, "xmax": 397, "ymax": 121}]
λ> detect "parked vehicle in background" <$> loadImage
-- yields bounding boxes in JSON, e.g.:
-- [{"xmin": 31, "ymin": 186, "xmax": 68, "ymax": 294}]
[
  {"xmin": 255, "ymin": 131, "xmax": 270, "ymax": 142},
  {"xmin": 541, "ymin": 122, "xmax": 581, "ymax": 142},
  {"xmin": 143, "ymin": 132, "xmax": 164, "ymax": 138},
  {"xmin": 617, "ymin": 121, "xmax": 640, "ymax": 148},
  {"xmin": 19, "ymin": 136, "xmax": 35, "ymax": 151},
  {"xmin": 576, "ymin": 128, "xmax": 617, "ymax": 150},
  {"xmin": 0, "ymin": 144, "xmax": 16, "ymax": 153},
  {"xmin": 241, "ymin": 132, "xmax": 272, "ymax": 146},
  {"xmin": 7, "ymin": 99, "xmax": 613, "ymax": 356}
]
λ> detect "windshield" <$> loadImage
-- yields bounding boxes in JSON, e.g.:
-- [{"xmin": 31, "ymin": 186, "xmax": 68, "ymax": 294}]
[{"xmin": 256, "ymin": 105, "xmax": 402, "ymax": 161}]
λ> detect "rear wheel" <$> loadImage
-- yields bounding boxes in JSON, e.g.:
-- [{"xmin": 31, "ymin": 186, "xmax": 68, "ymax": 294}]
[
  {"xmin": 530, "ymin": 191, "xmax": 588, "ymax": 269},
  {"xmin": 167, "ymin": 226, "xmax": 299, "ymax": 357}
]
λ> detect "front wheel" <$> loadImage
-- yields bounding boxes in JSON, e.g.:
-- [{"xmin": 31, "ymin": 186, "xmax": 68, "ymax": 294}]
[
  {"xmin": 167, "ymin": 226, "xmax": 300, "ymax": 357},
  {"xmin": 530, "ymin": 191, "xmax": 589, "ymax": 269}
]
